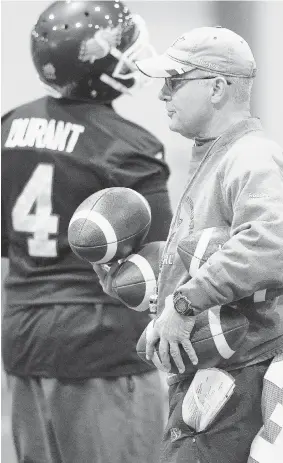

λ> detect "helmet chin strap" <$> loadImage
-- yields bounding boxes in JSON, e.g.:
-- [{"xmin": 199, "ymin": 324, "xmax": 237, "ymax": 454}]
[{"xmin": 40, "ymin": 81, "xmax": 63, "ymax": 99}]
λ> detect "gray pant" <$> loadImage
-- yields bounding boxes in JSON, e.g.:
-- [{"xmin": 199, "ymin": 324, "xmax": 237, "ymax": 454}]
[{"xmin": 11, "ymin": 371, "xmax": 166, "ymax": 463}]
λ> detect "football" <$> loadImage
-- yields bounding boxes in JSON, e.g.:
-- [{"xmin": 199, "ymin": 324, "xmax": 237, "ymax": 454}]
[
  {"xmin": 68, "ymin": 187, "xmax": 151, "ymax": 264},
  {"xmin": 111, "ymin": 241, "xmax": 165, "ymax": 311},
  {"xmin": 137, "ymin": 225, "xmax": 283, "ymax": 374},
  {"xmin": 136, "ymin": 304, "xmax": 249, "ymax": 374}
]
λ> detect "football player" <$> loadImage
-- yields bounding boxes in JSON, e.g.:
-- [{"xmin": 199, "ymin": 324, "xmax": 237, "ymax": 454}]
[{"xmin": 1, "ymin": 2, "xmax": 172, "ymax": 462}]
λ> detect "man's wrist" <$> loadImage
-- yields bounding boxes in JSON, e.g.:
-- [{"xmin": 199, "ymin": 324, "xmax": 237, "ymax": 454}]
[{"xmin": 173, "ymin": 290, "xmax": 195, "ymax": 316}]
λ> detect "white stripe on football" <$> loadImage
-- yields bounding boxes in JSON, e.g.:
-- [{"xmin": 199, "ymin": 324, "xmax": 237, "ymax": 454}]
[
  {"xmin": 112, "ymin": 241, "xmax": 165, "ymax": 311},
  {"xmin": 68, "ymin": 187, "xmax": 151, "ymax": 264}
]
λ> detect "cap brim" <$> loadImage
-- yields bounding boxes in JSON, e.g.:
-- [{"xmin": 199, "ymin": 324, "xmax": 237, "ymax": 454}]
[{"xmin": 136, "ymin": 53, "xmax": 195, "ymax": 78}]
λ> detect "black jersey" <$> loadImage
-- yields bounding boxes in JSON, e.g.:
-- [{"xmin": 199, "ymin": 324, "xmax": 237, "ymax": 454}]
[
  {"xmin": 2, "ymin": 97, "xmax": 171, "ymax": 307},
  {"xmin": 1, "ymin": 96, "xmax": 172, "ymax": 378}
]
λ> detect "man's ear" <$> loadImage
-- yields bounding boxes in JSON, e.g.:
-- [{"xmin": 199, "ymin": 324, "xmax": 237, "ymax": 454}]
[{"xmin": 211, "ymin": 77, "xmax": 228, "ymax": 104}]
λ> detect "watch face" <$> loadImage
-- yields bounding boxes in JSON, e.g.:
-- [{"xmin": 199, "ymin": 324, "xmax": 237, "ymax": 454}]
[
  {"xmin": 174, "ymin": 293, "xmax": 193, "ymax": 316},
  {"xmin": 176, "ymin": 297, "xmax": 189, "ymax": 314}
]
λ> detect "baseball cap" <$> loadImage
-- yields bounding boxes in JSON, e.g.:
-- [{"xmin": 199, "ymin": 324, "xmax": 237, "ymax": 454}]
[{"xmin": 136, "ymin": 26, "xmax": 256, "ymax": 78}]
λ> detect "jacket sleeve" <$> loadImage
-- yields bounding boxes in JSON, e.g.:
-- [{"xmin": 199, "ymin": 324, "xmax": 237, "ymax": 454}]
[{"xmin": 180, "ymin": 139, "xmax": 283, "ymax": 310}]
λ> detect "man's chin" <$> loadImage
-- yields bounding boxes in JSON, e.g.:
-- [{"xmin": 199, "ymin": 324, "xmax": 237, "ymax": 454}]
[
  {"xmin": 168, "ymin": 121, "xmax": 193, "ymax": 139},
  {"xmin": 168, "ymin": 118, "xmax": 179, "ymax": 132}
]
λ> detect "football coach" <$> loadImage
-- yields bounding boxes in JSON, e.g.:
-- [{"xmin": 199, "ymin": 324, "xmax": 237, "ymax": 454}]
[{"xmin": 135, "ymin": 26, "xmax": 283, "ymax": 463}]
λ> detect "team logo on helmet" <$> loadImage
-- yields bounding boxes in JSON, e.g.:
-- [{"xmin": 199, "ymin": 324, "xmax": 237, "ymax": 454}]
[
  {"xmin": 42, "ymin": 63, "xmax": 56, "ymax": 80},
  {"xmin": 79, "ymin": 26, "xmax": 123, "ymax": 64}
]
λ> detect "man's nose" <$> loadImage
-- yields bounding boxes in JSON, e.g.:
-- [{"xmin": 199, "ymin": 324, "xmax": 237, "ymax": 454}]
[{"xmin": 158, "ymin": 83, "xmax": 171, "ymax": 101}]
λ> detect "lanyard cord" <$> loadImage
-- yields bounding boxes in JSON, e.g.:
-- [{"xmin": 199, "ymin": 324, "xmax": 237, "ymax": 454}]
[{"xmin": 155, "ymin": 133, "xmax": 224, "ymax": 301}]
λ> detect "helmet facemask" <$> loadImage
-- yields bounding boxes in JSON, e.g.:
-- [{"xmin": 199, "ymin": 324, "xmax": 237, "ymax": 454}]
[{"xmin": 109, "ymin": 15, "xmax": 156, "ymax": 93}]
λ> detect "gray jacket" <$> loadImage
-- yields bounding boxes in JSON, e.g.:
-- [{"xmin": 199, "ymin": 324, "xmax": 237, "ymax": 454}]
[{"xmin": 157, "ymin": 118, "xmax": 283, "ymax": 381}]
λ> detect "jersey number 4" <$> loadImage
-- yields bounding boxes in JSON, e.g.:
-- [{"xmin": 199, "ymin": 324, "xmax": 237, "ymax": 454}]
[{"xmin": 12, "ymin": 163, "xmax": 59, "ymax": 257}]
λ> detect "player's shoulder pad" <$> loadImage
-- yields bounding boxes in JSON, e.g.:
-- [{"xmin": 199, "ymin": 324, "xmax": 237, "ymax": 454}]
[
  {"xmin": 110, "ymin": 109, "xmax": 166, "ymax": 161},
  {"xmin": 1, "ymin": 109, "xmax": 16, "ymax": 125}
]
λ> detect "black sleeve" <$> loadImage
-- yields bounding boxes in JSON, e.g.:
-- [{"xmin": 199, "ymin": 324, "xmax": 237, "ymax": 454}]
[
  {"xmin": 105, "ymin": 139, "xmax": 172, "ymax": 242},
  {"xmin": 1, "ymin": 116, "xmax": 10, "ymax": 258},
  {"xmin": 1, "ymin": 201, "xmax": 9, "ymax": 258},
  {"xmin": 105, "ymin": 139, "xmax": 170, "ymax": 192},
  {"xmin": 143, "ymin": 190, "xmax": 172, "ymax": 243}
]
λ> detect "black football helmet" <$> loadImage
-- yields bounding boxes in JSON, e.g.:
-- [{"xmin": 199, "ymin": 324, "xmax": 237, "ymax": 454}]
[{"xmin": 31, "ymin": 1, "xmax": 155, "ymax": 102}]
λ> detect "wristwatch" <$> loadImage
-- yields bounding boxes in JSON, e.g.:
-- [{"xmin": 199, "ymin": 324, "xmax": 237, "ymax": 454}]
[
  {"xmin": 173, "ymin": 291, "xmax": 195, "ymax": 316},
  {"xmin": 149, "ymin": 294, "xmax": 158, "ymax": 314}
]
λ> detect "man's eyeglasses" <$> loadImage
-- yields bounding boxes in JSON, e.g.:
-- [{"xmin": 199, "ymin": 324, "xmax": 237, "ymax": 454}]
[{"xmin": 164, "ymin": 76, "xmax": 232, "ymax": 93}]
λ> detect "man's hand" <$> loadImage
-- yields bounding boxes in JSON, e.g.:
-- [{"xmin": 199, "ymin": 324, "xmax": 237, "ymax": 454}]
[
  {"xmin": 146, "ymin": 294, "xmax": 198, "ymax": 373},
  {"xmin": 92, "ymin": 263, "xmax": 120, "ymax": 299}
]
